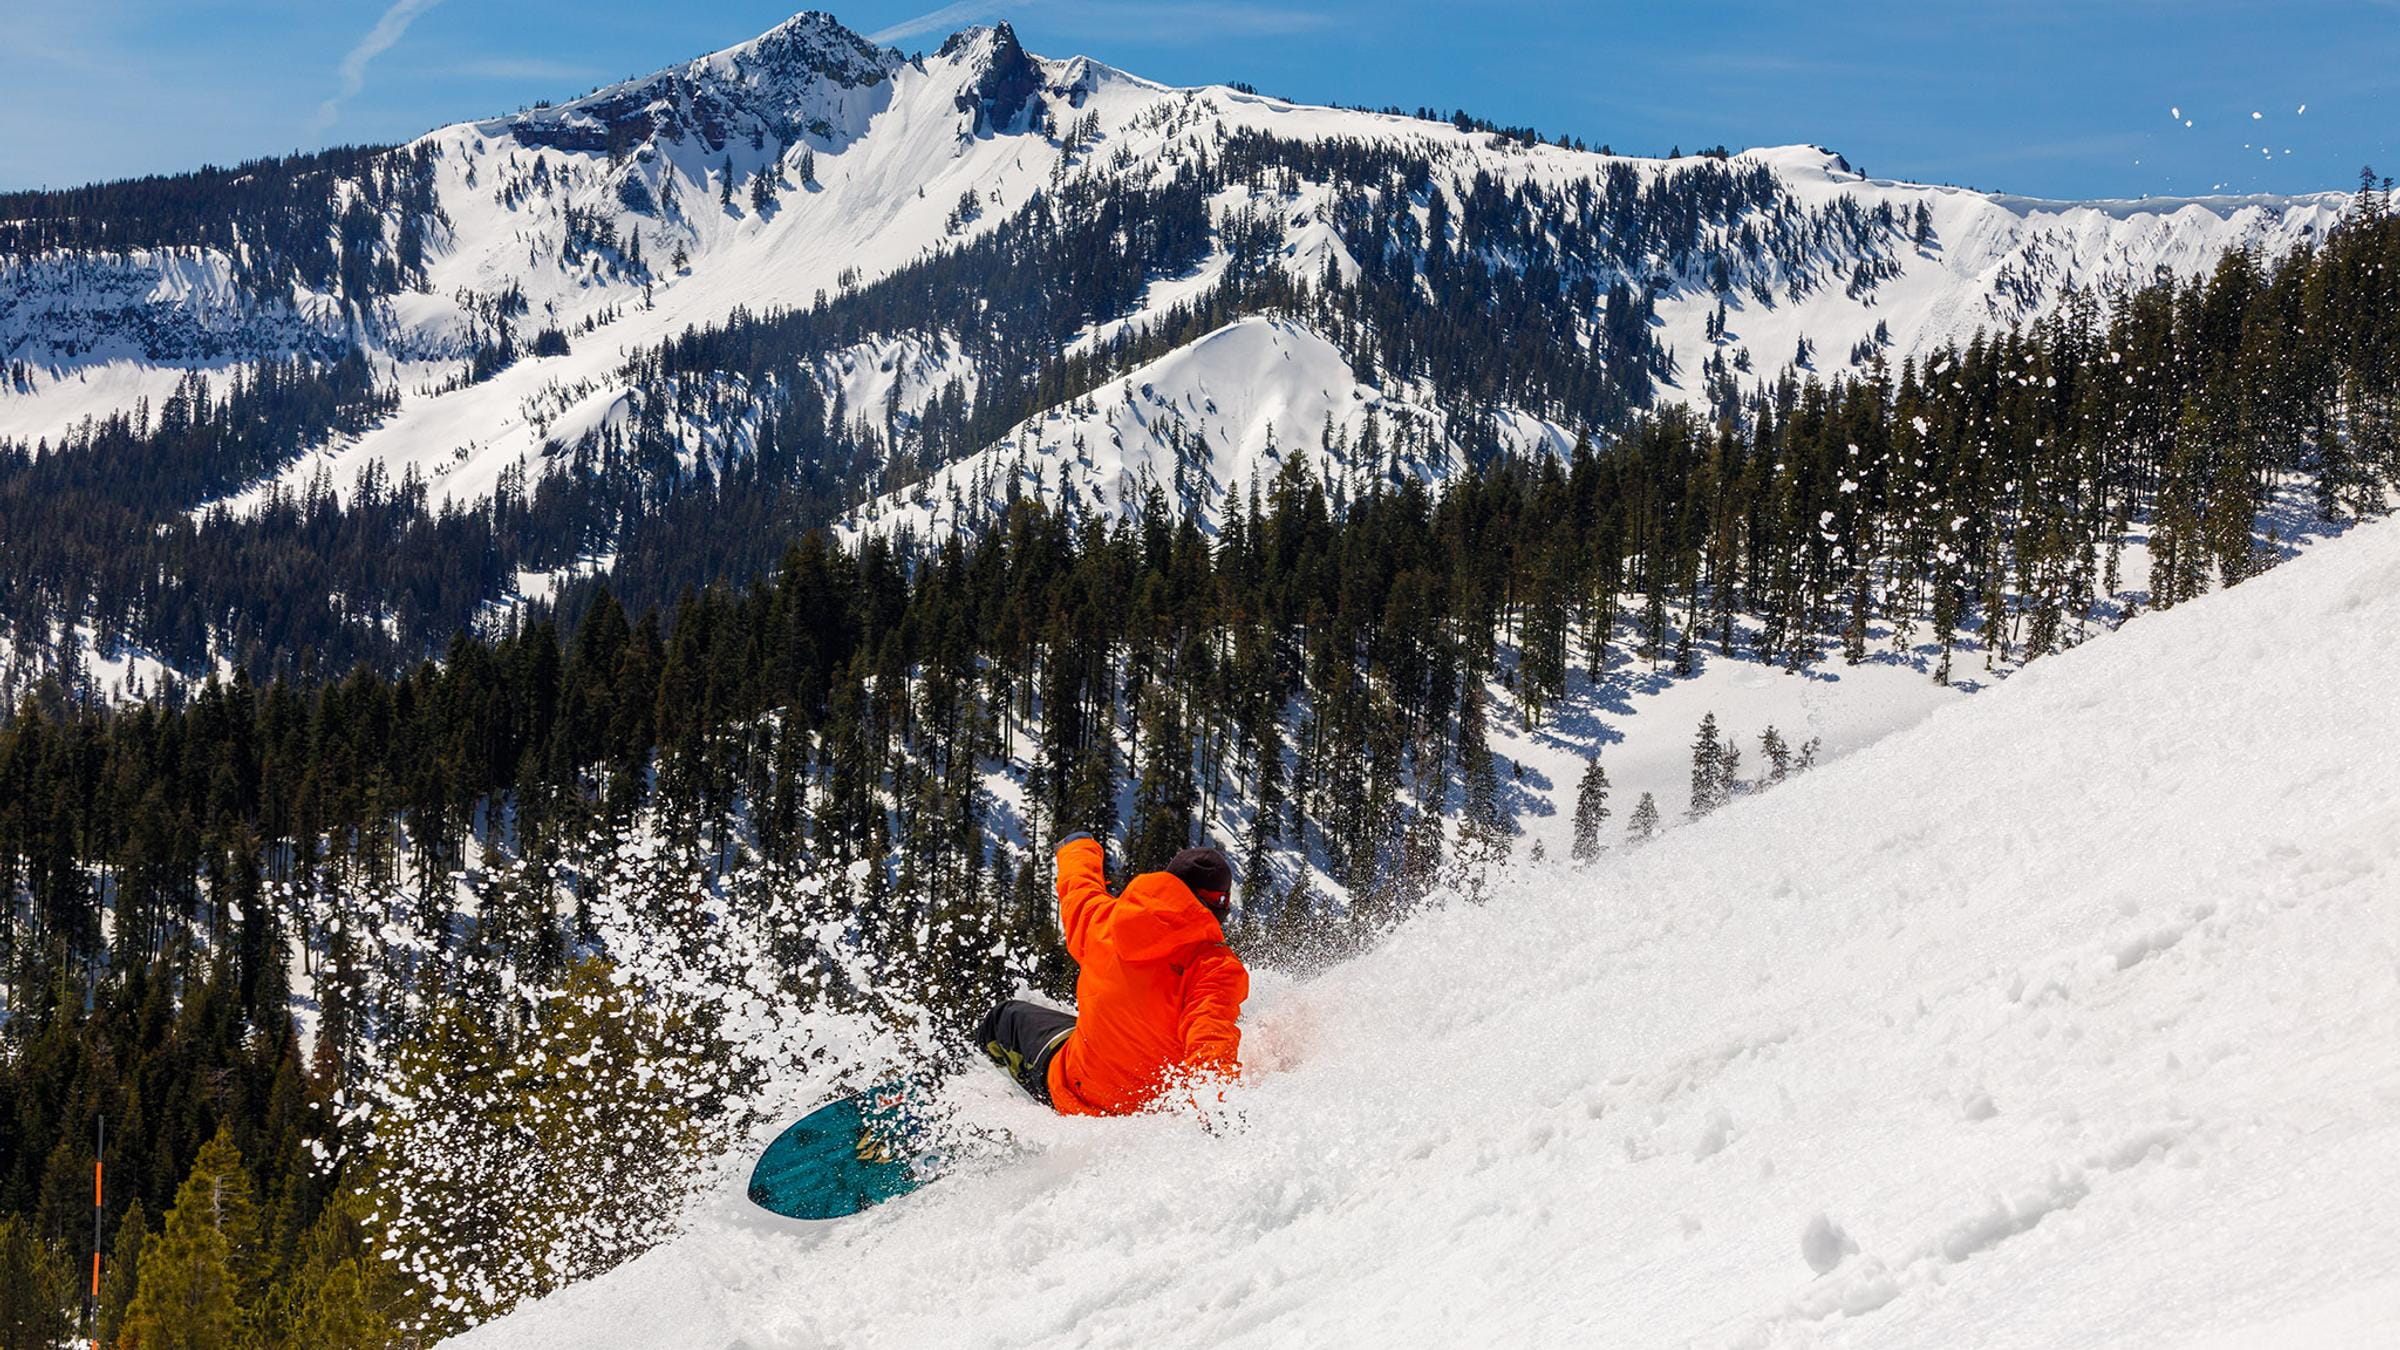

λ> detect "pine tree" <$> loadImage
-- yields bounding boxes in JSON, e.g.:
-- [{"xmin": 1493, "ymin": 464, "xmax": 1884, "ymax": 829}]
[
  {"xmin": 1518, "ymin": 539, "xmax": 1572, "ymax": 726},
  {"xmin": 1626, "ymin": 792, "xmax": 1661, "ymax": 843},
  {"xmin": 1447, "ymin": 680, "xmax": 1513, "ymax": 900},
  {"xmin": 1456, "ymin": 681, "xmax": 1503, "ymax": 839},
  {"xmin": 0, "ymin": 1214, "xmax": 71, "ymax": 1350},
  {"xmin": 97, "ymin": 1196, "xmax": 147, "ymax": 1348},
  {"xmin": 1759, "ymin": 726, "xmax": 1791, "ymax": 784},
  {"xmin": 1640, "ymin": 582, "xmax": 1669, "ymax": 667},
  {"xmin": 1126, "ymin": 686, "xmax": 1196, "ymax": 869},
  {"xmin": 1570, "ymin": 756, "xmax": 1610, "ymax": 862},
  {"xmin": 1687, "ymin": 712, "xmax": 1726, "ymax": 820},
  {"xmin": 282, "ymin": 1191, "xmax": 400, "ymax": 1349},
  {"xmin": 117, "ymin": 1127, "xmax": 260, "ymax": 1350}
]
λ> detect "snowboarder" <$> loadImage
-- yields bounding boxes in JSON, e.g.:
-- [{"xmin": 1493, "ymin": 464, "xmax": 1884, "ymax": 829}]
[{"xmin": 976, "ymin": 834, "xmax": 1248, "ymax": 1115}]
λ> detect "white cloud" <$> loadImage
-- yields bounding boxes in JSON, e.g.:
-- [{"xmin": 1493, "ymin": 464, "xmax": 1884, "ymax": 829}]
[
  {"xmin": 315, "ymin": 0, "xmax": 445, "ymax": 131},
  {"xmin": 869, "ymin": 0, "xmax": 1010, "ymax": 45}
]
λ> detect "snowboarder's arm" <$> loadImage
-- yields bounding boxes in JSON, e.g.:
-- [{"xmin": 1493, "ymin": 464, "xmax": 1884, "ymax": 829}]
[
  {"xmin": 1054, "ymin": 833, "xmax": 1112, "ymax": 962},
  {"xmin": 1177, "ymin": 943, "xmax": 1249, "ymax": 1075}
]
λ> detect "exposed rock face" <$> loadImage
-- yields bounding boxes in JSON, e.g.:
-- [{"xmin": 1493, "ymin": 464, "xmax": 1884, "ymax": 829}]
[
  {"xmin": 943, "ymin": 22, "xmax": 1045, "ymax": 134},
  {"xmin": 505, "ymin": 10, "xmax": 903, "ymax": 155}
]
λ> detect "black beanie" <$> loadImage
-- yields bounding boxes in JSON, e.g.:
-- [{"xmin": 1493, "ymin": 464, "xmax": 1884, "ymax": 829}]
[{"xmin": 1164, "ymin": 846, "xmax": 1233, "ymax": 901}]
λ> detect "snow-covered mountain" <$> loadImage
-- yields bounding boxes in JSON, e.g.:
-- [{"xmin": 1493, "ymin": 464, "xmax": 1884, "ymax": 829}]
[
  {"xmin": 453, "ymin": 495, "xmax": 2400, "ymax": 1350},
  {"xmin": 0, "ymin": 9, "xmax": 2345, "ymax": 533},
  {"xmin": 840, "ymin": 314, "xmax": 1576, "ymax": 544}
]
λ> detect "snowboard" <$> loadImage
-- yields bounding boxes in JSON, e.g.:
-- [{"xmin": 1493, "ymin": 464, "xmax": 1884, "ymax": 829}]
[{"xmin": 746, "ymin": 1079, "xmax": 950, "ymax": 1219}]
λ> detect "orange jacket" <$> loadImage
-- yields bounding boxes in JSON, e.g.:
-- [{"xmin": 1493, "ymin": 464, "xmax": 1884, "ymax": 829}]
[{"xmin": 1045, "ymin": 836, "xmax": 1248, "ymax": 1116}]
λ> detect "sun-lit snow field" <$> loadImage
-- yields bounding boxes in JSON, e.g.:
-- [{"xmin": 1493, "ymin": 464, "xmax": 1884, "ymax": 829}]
[{"xmin": 454, "ymin": 520, "xmax": 2400, "ymax": 1348}]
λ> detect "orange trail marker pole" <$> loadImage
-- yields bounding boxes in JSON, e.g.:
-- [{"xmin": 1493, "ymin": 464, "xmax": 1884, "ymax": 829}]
[{"xmin": 90, "ymin": 1114, "xmax": 102, "ymax": 1350}]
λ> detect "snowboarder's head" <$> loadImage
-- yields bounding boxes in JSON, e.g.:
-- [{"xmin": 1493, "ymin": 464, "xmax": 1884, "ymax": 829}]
[{"xmin": 1164, "ymin": 846, "xmax": 1234, "ymax": 921}]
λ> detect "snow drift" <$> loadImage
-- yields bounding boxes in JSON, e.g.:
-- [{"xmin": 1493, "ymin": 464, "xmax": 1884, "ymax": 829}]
[{"xmin": 453, "ymin": 509, "xmax": 2400, "ymax": 1343}]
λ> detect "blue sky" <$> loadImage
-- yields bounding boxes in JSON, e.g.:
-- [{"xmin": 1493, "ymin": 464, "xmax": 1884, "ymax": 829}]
[{"xmin": 2, "ymin": 1, "xmax": 2389, "ymax": 200}]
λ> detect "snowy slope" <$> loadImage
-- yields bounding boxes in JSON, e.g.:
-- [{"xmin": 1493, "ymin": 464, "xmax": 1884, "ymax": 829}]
[
  {"xmin": 844, "ymin": 315, "xmax": 1574, "ymax": 542},
  {"xmin": 453, "ymin": 517, "xmax": 2400, "ymax": 1343},
  {"xmin": 1654, "ymin": 146, "xmax": 2339, "ymax": 402}
]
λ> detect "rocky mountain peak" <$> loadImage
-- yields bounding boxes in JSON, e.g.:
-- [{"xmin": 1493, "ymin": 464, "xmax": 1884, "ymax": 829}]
[
  {"xmin": 724, "ymin": 9, "xmax": 900, "ymax": 88},
  {"xmin": 940, "ymin": 20, "xmax": 1046, "ymax": 134},
  {"xmin": 499, "ymin": 9, "xmax": 899, "ymax": 156}
]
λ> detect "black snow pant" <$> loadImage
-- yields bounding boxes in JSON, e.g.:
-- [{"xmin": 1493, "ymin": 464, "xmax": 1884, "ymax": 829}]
[{"xmin": 975, "ymin": 999, "xmax": 1076, "ymax": 1107}]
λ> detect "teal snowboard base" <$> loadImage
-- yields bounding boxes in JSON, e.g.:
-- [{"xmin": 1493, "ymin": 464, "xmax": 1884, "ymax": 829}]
[{"xmin": 747, "ymin": 1081, "xmax": 946, "ymax": 1219}]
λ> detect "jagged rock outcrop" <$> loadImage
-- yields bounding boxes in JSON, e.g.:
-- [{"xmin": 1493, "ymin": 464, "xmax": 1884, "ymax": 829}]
[{"xmin": 943, "ymin": 22, "xmax": 1045, "ymax": 134}]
